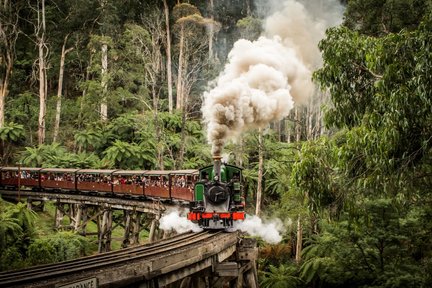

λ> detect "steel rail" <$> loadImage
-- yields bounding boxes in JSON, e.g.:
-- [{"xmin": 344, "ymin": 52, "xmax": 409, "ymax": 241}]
[
  {"xmin": 0, "ymin": 231, "xmax": 198, "ymax": 277},
  {"xmin": 0, "ymin": 231, "xmax": 221, "ymax": 287}
]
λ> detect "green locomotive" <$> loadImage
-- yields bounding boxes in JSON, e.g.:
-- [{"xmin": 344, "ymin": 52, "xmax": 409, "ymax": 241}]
[{"xmin": 187, "ymin": 157, "xmax": 245, "ymax": 229}]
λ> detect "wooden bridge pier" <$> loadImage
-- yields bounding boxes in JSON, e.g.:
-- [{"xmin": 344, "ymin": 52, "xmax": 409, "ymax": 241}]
[
  {"xmin": 52, "ymin": 199, "xmax": 163, "ymax": 252},
  {"xmin": 154, "ymin": 237, "xmax": 259, "ymax": 288}
]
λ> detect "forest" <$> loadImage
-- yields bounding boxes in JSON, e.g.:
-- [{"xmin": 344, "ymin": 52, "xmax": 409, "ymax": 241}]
[{"xmin": 1, "ymin": 0, "xmax": 432, "ymax": 287}]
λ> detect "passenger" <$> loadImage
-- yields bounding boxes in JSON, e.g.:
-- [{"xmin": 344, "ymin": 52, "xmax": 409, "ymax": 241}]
[{"xmin": 113, "ymin": 177, "xmax": 119, "ymax": 185}]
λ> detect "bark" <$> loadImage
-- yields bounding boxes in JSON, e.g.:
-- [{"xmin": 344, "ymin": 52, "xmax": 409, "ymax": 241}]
[
  {"xmin": 176, "ymin": 24, "xmax": 184, "ymax": 111},
  {"xmin": 53, "ymin": 35, "xmax": 73, "ymax": 143},
  {"xmin": 1, "ymin": 2, "xmax": 21, "ymax": 114},
  {"xmin": 0, "ymin": 59, "xmax": 11, "ymax": 128},
  {"xmin": 208, "ymin": 0, "xmax": 214, "ymax": 60},
  {"xmin": 163, "ymin": 0, "xmax": 173, "ymax": 113},
  {"xmin": 295, "ymin": 106, "xmax": 301, "ymax": 142},
  {"xmin": 177, "ymin": 111, "xmax": 187, "ymax": 169},
  {"xmin": 295, "ymin": 216, "xmax": 303, "ymax": 263},
  {"xmin": 255, "ymin": 129, "xmax": 263, "ymax": 216},
  {"xmin": 307, "ymin": 98, "xmax": 313, "ymax": 140},
  {"xmin": 100, "ymin": 43, "xmax": 108, "ymax": 121},
  {"xmin": 37, "ymin": 0, "xmax": 47, "ymax": 145},
  {"xmin": 78, "ymin": 53, "xmax": 92, "ymax": 129},
  {"xmin": 152, "ymin": 83, "xmax": 163, "ymax": 169}
]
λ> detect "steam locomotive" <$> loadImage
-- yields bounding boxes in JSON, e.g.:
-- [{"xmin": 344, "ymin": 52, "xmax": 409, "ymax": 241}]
[{"xmin": 187, "ymin": 157, "xmax": 245, "ymax": 229}]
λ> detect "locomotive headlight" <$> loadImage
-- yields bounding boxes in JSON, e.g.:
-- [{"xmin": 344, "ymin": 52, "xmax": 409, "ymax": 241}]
[{"xmin": 214, "ymin": 175, "xmax": 219, "ymax": 181}]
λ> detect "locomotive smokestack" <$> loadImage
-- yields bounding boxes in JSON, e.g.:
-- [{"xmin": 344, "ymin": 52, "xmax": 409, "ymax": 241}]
[{"xmin": 213, "ymin": 155, "xmax": 222, "ymax": 182}]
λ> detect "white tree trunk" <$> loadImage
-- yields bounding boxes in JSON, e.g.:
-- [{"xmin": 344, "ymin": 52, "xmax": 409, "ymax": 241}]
[
  {"xmin": 255, "ymin": 129, "xmax": 263, "ymax": 216},
  {"xmin": 295, "ymin": 106, "xmax": 301, "ymax": 142},
  {"xmin": 163, "ymin": 0, "xmax": 173, "ymax": 113},
  {"xmin": 37, "ymin": 0, "xmax": 47, "ymax": 145},
  {"xmin": 100, "ymin": 43, "xmax": 108, "ymax": 121},
  {"xmin": 53, "ymin": 36, "xmax": 72, "ymax": 143},
  {"xmin": 296, "ymin": 215, "xmax": 303, "ymax": 263},
  {"xmin": 208, "ymin": 0, "xmax": 214, "ymax": 60},
  {"xmin": 176, "ymin": 25, "xmax": 184, "ymax": 111}
]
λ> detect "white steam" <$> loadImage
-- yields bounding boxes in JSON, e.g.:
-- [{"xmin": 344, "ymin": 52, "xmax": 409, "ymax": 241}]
[
  {"xmin": 203, "ymin": 0, "xmax": 343, "ymax": 156},
  {"xmin": 235, "ymin": 215, "xmax": 285, "ymax": 244},
  {"xmin": 159, "ymin": 209, "xmax": 203, "ymax": 234}
]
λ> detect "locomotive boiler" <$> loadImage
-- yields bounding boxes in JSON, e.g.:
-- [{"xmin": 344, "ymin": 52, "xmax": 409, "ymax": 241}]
[{"xmin": 187, "ymin": 156, "xmax": 245, "ymax": 229}]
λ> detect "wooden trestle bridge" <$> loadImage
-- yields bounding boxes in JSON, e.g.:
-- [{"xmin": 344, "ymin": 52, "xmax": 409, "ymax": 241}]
[{"xmin": 0, "ymin": 190, "xmax": 258, "ymax": 288}]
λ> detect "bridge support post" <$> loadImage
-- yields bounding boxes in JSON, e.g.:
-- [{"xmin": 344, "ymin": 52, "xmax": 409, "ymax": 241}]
[
  {"xmin": 74, "ymin": 204, "xmax": 84, "ymax": 232},
  {"xmin": 131, "ymin": 212, "xmax": 141, "ymax": 245},
  {"xmin": 98, "ymin": 206, "xmax": 113, "ymax": 253},
  {"xmin": 55, "ymin": 200, "xmax": 65, "ymax": 229},
  {"xmin": 149, "ymin": 214, "xmax": 160, "ymax": 243}
]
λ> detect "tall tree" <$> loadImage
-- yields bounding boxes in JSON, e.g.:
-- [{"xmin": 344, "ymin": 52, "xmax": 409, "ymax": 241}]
[
  {"xmin": 97, "ymin": 0, "xmax": 120, "ymax": 122},
  {"xmin": 162, "ymin": 0, "xmax": 173, "ymax": 113},
  {"xmin": 255, "ymin": 129, "xmax": 263, "ymax": 216},
  {"xmin": 36, "ymin": 0, "xmax": 48, "ymax": 145},
  {"xmin": 52, "ymin": 35, "xmax": 73, "ymax": 143},
  {"xmin": 0, "ymin": 0, "xmax": 22, "ymax": 128},
  {"xmin": 172, "ymin": 3, "xmax": 213, "ymax": 112}
]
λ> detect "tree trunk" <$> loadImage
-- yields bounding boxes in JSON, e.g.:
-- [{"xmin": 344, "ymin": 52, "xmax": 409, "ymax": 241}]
[
  {"xmin": 78, "ymin": 53, "xmax": 92, "ymax": 130},
  {"xmin": 176, "ymin": 24, "xmax": 184, "ymax": 111},
  {"xmin": 0, "ymin": 0, "xmax": 20, "ymax": 128},
  {"xmin": 163, "ymin": 0, "xmax": 173, "ymax": 113},
  {"xmin": 246, "ymin": 0, "xmax": 252, "ymax": 16},
  {"xmin": 208, "ymin": 0, "xmax": 214, "ymax": 60},
  {"xmin": 296, "ymin": 216, "xmax": 303, "ymax": 263},
  {"xmin": 53, "ymin": 36, "xmax": 73, "ymax": 143},
  {"xmin": 177, "ymin": 110, "xmax": 187, "ymax": 169},
  {"xmin": 152, "ymin": 83, "xmax": 164, "ymax": 170},
  {"xmin": 0, "ymin": 53, "xmax": 12, "ymax": 129},
  {"xmin": 37, "ymin": 0, "xmax": 47, "ymax": 145},
  {"xmin": 307, "ymin": 98, "xmax": 313, "ymax": 140},
  {"xmin": 295, "ymin": 106, "xmax": 301, "ymax": 142},
  {"xmin": 100, "ymin": 43, "xmax": 108, "ymax": 121},
  {"xmin": 255, "ymin": 129, "xmax": 263, "ymax": 216}
]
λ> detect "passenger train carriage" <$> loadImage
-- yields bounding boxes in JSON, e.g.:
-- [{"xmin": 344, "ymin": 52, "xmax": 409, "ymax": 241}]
[
  {"xmin": 0, "ymin": 167, "xmax": 198, "ymax": 202},
  {"xmin": 0, "ymin": 160, "xmax": 246, "ymax": 230}
]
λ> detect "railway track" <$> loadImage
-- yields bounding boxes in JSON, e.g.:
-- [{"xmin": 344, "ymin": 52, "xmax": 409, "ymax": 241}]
[{"xmin": 0, "ymin": 231, "xmax": 228, "ymax": 288}]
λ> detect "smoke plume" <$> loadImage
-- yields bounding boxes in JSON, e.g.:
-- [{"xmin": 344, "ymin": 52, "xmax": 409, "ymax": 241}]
[
  {"xmin": 235, "ymin": 215, "xmax": 286, "ymax": 244},
  {"xmin": 203, "ymin": 0, "xmax": 343, "ymax": 156},
  {"xmin": 159, "ymin": 209, "xmax": 202, "ymax": 234}
]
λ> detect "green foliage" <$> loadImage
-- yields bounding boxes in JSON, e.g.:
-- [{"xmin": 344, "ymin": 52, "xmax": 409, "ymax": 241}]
[
  {"xmin": 0, "ymin": 122, "xmax": 25, "ymax": 142},
  {"xmin": 290, "ymin": 14, "xmax": 432, "ymax": 288},
  {"xmin": 103, "ymin": 139, "xmax": 155, "ymax": 169},
  {"xmin": 0, "ymin": 122, "xmax": 25, "ymax": 164},
  {"xmin": 260, "ymin": 263, "xmax": 303, "ymax": 288},
  {"xmin": 74, "ymin": 129, "xmax": 103, "ymax": 152},
  {"xmin": 0, "ymin": 200, "xmax": 38, "ymax": 271},
  {"xmin": 0, "ymin": 211, "xmax": 23, "ymax": 253},
  {"xmin": 27, "ymin": 232, "xmax": 91, "ymax": 265},
  {"xmin": 344, "ymin": 0, "xmax": 432, "ymax": 36},
  {"xmin": 19, "ymin": 143, "xmax": 67, "ymax": 167},
  {"xmin": 237, "ymin": 16, "xmax": 262, "ymax": 40},
  {"xmin": 299, "ymin": 199, "xmax": 429, "ymax": 287}
]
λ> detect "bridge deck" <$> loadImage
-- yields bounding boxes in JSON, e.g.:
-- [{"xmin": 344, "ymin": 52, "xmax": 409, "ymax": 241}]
[{"xmin": 0, "ymin": 231, "xmax": 247, "ymax": 288}]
